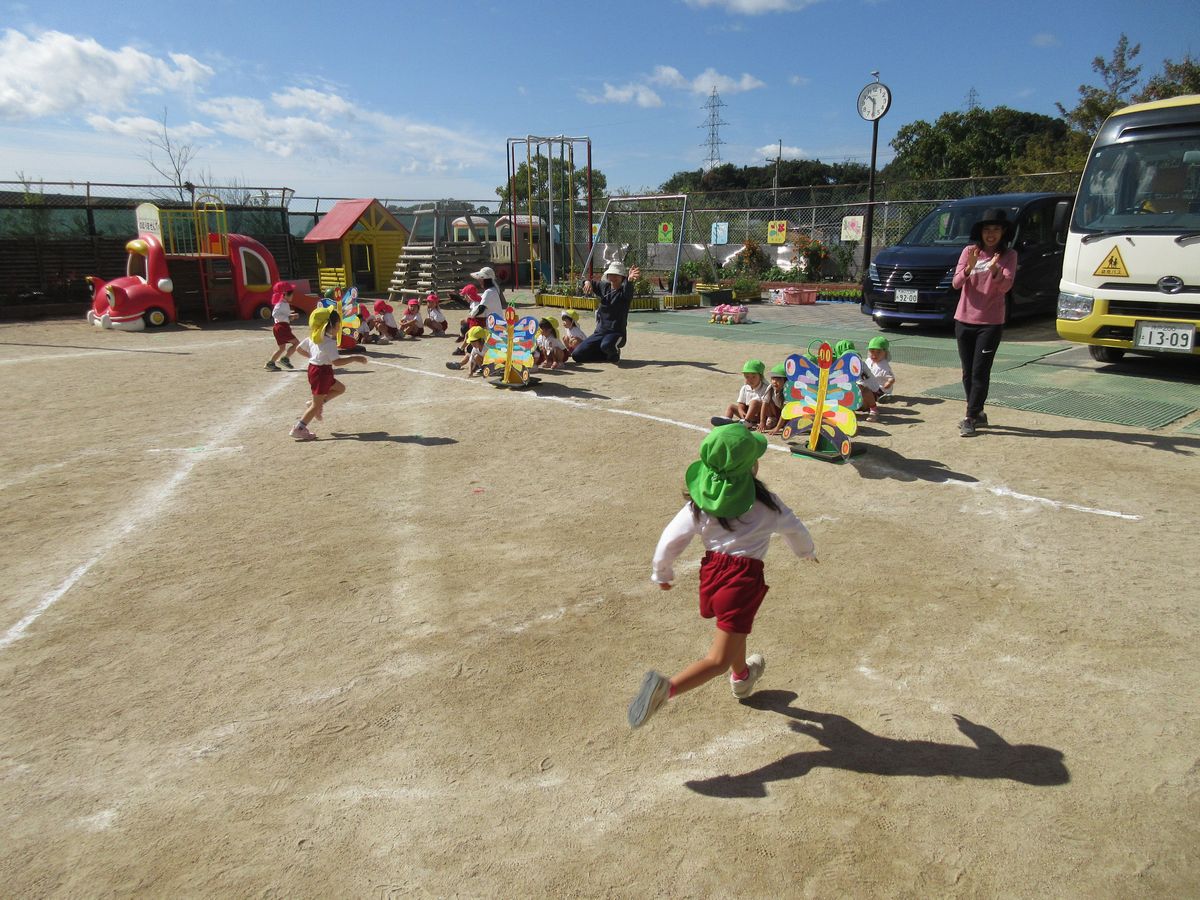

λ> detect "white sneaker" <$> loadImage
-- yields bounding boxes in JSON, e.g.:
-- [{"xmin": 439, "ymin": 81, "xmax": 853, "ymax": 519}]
[
  {"xmin": 628, "ymin": 671, "xmax": 671, "ymax": 729},
  {"xmin": 289, "ymin": 423, "xmax": 317, "ymax": 441},
  {"xmin": 730, "ymin": 654, "xmax": 766, "ymax": 699}
]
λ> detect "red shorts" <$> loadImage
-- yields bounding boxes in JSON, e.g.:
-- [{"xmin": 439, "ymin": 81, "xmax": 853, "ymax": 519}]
[
  {"xmin": 307, "ymin": 363, "xmax": 335, "ymax": 395},
  {"xmin": 698, "ymin": 551, "xmax": 768, "ymax": 634},
  {"xmin": 272, "ymin": 322, "xmax": 296, "ymax": 345}
]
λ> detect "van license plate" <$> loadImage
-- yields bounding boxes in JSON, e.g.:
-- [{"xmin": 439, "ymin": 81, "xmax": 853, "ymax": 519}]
[
  {"xmin": 895, "ymin": 288, "xmax": 918, "ymax": 303},
  {"xmin": 1134, "ymin": 321, "xmax": 1195, "ymax": 353}
]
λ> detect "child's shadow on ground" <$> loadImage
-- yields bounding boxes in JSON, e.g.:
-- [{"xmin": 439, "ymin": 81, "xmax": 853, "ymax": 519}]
[
  {"xmin": 618, "ymin": 359, "xmax": 735, "ymax": 375},
  {"xmin": 849, "ymin": 445, "xmax": 977, "ymax": 484},
  {"xmin": 685, "ymin": 691, "xmax": 1069, "ymax": 798},
  {"xmin": 329, "ymin": 432, "xmax": 457, "ymax": 446},
  {"xmin": 531, "ymin": 382, "xmax": 611, "ymax": 401}
]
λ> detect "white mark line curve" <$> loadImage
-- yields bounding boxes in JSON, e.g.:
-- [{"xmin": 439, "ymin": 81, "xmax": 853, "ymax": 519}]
[
  {"xmin": 0, "ymin": 378, "xmax": 290, "ymax": 650},
  {"xmin": 363, "ymin": 359, "xmax": 1140, "ymax": 519},
  {"xmin": 0, "ymin": 336, "xmax": 261, "ymax": 366}
]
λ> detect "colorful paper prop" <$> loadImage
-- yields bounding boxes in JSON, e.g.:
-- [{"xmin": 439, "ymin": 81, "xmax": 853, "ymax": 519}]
[
  {"xmin": 767, "ymin": 221, "xmax": 788, "ymax": 245},
  {"xmin": 779, "ymin": 341, "xmax": 863, "ymax": 461},
  {"xmin": 337, "ymin": 287, "xmax": 361, "ymax": 348},
  {"xmin": 481, "ymin": 306, "xmax": 539, "ymax": 389}
]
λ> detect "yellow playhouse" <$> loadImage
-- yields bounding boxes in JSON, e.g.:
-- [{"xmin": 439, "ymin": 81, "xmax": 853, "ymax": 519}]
[{"xmin": 304, "ymin": 199, "xmax": 409, "ymax": 293}]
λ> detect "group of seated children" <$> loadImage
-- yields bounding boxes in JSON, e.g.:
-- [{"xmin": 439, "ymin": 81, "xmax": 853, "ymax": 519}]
[
  {"xmin": 450, "ymin": 306, "xmax": 588, "ymax": 374},
  {"xmin": 717, "ymin": 337, "xmax": 896, "ymax": 434},
  {"xmin": 368, "ymin": 294, "xmax": 449, "ymax": 342}
]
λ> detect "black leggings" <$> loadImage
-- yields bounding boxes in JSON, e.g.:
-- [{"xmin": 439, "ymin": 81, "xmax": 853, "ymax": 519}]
[{"xmin": 955, "ymin": 321, "xmax": 1003, "ymax": 419}]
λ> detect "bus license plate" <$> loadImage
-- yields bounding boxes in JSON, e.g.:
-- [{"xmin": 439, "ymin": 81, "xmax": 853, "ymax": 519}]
[
  {"xmin": 895, "ymin": 288, "xmax": 918, "ymax": 303},
  {"xmin": 1134, "ymin": 321, "xmax": 1196, "ymax": 353}
]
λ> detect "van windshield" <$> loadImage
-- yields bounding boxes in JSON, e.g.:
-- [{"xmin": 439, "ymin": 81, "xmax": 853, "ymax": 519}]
[
  {"xmin": 1073, "ymin": 137, "xmax": 1200, "ymax": 233},
  {"xmin": 899, "ymin": 204, "xmax": 1020, "ymax": 247}
]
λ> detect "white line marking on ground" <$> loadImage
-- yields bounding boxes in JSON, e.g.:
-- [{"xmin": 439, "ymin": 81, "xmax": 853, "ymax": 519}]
[
  {"xmin": 146, "ymin": 446, "xmax": 243, "ymax": 455},
  {"xmin": 0, "ymin": 337, "xmax": 261, "ymax": 366},
  {"xmin": 370, "ymin": 359, "xmax": 1141, "ymax": 519},
  {"xmin": 0, "ymin": 379, "xmax": 290, "ymax": 650}
]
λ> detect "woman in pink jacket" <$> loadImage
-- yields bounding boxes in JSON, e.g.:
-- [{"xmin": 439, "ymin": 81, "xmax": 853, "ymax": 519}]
[{"xmin": 952, "ymin": 208, "xmax": 1018, "ymax": 437}]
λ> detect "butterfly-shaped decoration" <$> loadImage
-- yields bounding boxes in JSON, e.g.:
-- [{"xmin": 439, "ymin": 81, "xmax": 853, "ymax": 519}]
[
  {"xmin": 779, "ymin": 342, "xmax": 862, "ymax": 458},
  {"xmin": 481, "ymin": 307, "xmax": 538, "ymax": 384}
]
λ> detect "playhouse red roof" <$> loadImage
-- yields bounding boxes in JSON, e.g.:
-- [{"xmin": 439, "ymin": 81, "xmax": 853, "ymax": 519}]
[{"xmin": 304, "ymin": 199, "xmax": 376, "ymax": 242}]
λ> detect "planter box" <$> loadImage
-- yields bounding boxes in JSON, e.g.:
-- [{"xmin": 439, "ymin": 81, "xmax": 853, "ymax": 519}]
[{"xmin": 698, "ymin": 288, "xmax": 733, "ymax": 307}]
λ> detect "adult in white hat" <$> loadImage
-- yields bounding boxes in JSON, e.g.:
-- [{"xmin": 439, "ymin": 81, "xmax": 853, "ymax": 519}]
[
  {"xmin": 469, "ymin": 266, "xmax": 506, "ymax": 320},
  {"xmin": 571, "ymin": 259, "xmax": 640, "ymax": 363}
]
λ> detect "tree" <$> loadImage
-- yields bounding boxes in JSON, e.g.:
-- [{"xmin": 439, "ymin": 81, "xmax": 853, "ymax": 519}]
[
  {"xmin": 142, "ymin": 108, "xmax": 198, "ymax": 201},
  {"xmin": 659, "ymin": 159, "xmax": 870, "ymax": 193},
  {"xmin": 496, "ymin": 154, "xmax": 607, "ymax": 210},
  {"xmin": 1134, "ymin": 53, "xmax": 1200, "ymax": 102},
  {"xmin": 882, "ymin": 107, "xmax": 1071, "ymax": 181},
  {"xmin": 1057, "ymin": 33, "xmax": 1143, "ymax": 136}
]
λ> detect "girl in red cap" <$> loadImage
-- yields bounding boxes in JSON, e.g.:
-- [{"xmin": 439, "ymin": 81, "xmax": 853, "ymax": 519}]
[
  {"xmin": 264, "ymin": 281, "xmax": 299, "ymax": 371},
  {"xmin": 424, "ymin": 292, "xmax": 448, "ymax": 335},
  {"xmin": 628, "ymin": 423, "xmax": 818, "ymax": 729},
  {"xmin": 399, "ymin": 298, "xmax": 425, "ymax": 337},
  {"xmin": 372, "ymin": 299, "xmax": 400, "ymax": 341}
]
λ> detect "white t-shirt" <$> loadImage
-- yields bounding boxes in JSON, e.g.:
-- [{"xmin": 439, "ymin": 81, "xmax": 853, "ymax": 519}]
[
  {"xmin": 271, "ymin": 301, "xmax": 292, "ymax": 323},
  {"xmin": 737, "ymin": 381, "xmax": 772, "ymax": 405},
  {"xmin": 562, "ymin": 323, "xmax": 586, "ymax": 342},
  {"xmin": 401, "ymin": 309, "xmax": 421, "ymax": 325},
  {"xmin": 651, "ymin": 495, "xmax": 816, "ymax": 584},
  {"xmin": 298, "ymin": 335, "xmax": 340, "ymax": 366},
  {"xmin": 536, "ymin": 332, "xmax": 565, "ymax": 353},
  {"xmin": 382, "ymin": 311, "xmax": 398, "ymax": 328},
  {"xmin": 863, "ymin": 356, "xmax": 895, "ymax": 394},
  {"xmin": 426, "ymin": 307, "xmax": 447, "ymax": 323},
  {"xmin": 480, "ymin": 286, "xmax": 504, "ymax": 317}
]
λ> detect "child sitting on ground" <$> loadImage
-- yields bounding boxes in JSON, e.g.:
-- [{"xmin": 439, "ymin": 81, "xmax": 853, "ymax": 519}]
[
  {"xmin": 445, "ymin": 325, "xmax": 489, "ymax": 375},
  {"xmin": 454, "ymin": 284, "xmax": 485, "ymax": 354},
  {"xmin": 424, "ymin": 292, "xmax": 448, "ymax": 335},
  {"xmin": 399, "ymin": 299, "xmax": 425, "ymax": 337},
  {"xmin": 758, "ymin": 363, "xmax": 789, "ymax": 434},
  {"xmin": 373, "ymin": 299, "xmax": 402, "ymax": 340},
  {"xmin": 560, "ymin": 309, "xmax": 586, "ymax": 353},
  {"xmin": 535, "ymin": 317, "xmax": 567, "ymax": 369},
  {"xmin": 714, "ymin": 359, "xmax": 770, "ymax": 429},
  {"xmin": 859, "ymin": 336, "xmax": 895, "ymax": 422}
]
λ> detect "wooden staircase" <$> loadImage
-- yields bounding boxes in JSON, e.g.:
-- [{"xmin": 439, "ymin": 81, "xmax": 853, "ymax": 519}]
[{"xmin": 387, "ymin": 241, "xmax": 490, "ymax": 303}]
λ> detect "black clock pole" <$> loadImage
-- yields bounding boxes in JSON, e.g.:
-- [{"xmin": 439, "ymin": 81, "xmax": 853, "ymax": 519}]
[{"xmin": 862, "ymin": 116, "xmax": 879, "ymax": 278}]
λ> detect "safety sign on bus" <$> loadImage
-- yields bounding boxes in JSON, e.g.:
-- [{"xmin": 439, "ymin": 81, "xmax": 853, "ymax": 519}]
[{"xmin": 1094, "ymin": 246, "xmax": 1130, "ymax": 278}]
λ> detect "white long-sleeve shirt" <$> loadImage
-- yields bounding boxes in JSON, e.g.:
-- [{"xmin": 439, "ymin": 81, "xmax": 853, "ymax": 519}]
[{"xmin": 651, "ymin": 495, "xmax": 816, "ymax": 584}]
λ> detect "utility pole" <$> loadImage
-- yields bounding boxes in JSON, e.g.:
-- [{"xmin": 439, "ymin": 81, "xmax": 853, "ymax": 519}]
[{"xmin": 768, "ymin": 139, "xmax": 782, "ymax": 213}]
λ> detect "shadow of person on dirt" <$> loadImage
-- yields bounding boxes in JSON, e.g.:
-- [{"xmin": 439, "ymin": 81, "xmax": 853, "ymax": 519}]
[
  {"xmin": 530, "ymin": 382, "xmax": 612, "ymax": 401},
  {"xmin": 983, "ymin": 424, "xmax": 1200, "ymax": 456},
  {"xmin": 849, "ymin": 444, "xmax": 977, "ymax": 484},
  {"xmin": 616, "ymin": 359, "xmax": 735, "ymax": 375},
  {"xmin": 685, "ymin": 691, "xmax": 1069, "ymax": 798},
  {"xmin": 328, "ymin": 432, "xmax": 457, "ymax": 445}
]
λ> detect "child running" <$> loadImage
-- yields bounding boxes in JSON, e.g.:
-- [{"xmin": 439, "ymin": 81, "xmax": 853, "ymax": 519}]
[
  {"xmin": 859, "ymin": 336, "xmax": 896, "ymax": 422},
  {"xmin": 628, "ymin": 424, "xmax": 818, "ymax": 728},
  {"xmin": 265, "ymin": 281, "xmax": 299, "ymax": 371},
  {"xmin": 424, "ymin": 292, "xmax": 449, "ymax": 335},
  {"xmin": 288, "ymin": 307, "xmax": 368, "ymax": 441},
  {"xmin": 560, "ymin": 310, "xmax": 586, "ymax": 353}
]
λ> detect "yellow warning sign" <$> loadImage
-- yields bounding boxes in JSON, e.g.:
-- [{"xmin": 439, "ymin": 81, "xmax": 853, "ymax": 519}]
[{"xmin": 1094, "ymin": 245, "xmax": 1130, "ymax": 277}]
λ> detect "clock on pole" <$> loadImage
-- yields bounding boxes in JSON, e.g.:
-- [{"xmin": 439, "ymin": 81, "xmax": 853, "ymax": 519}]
[{"xmin": 857, "ymin": 81, "xmax": 891, "ymax": 121}]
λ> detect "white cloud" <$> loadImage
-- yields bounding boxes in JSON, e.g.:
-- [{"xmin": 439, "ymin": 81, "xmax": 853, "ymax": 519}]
[
  {"xmin": 789, "ymin": 74, "xmax": 811, "ymax": 87},
  {"xmin": 756, "ymin": 143, "xmax": 807, "ymax": 159},
  {"xmin": 1031, "ymin": 32, "xmax": 1059, "ymax": 48},
  {"xmin": 651, "ymin": 64, "xmax": 765, "ymax": 94},
  {"xmin": 580, "ymin": 82, "xmax": 663, "ymax": 107},
  {"xmin": 85, "ymin": 114, "xmax": 214, "ymax": 141},
  {"xmin": 272, "ymin": 87, "xmax": 356, "ymax": 119},
  {"xmin": 684, "ymin": 0, "xmax": 820, "ymax": 13},
  {"xmin": 0, "ymin": 28, "xmax": 213, "ymax": 119}
]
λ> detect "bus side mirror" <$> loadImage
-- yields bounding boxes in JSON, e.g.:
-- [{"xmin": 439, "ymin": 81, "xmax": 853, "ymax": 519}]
[{"xmin": 1053, "ymin": 200, "xmax": 1071, "ymax": 233}]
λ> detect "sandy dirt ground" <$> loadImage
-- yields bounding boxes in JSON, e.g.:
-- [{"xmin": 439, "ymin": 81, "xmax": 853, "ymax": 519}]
[{"xmin": 0, "ymin": 311, "xmax": 1197, "ymax": 898}]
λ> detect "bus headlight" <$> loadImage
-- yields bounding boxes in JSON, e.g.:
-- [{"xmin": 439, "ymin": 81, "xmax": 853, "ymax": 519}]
[{"xmin": 1057, "ymin": 291, "xmax": 1094, "ymax": 320}]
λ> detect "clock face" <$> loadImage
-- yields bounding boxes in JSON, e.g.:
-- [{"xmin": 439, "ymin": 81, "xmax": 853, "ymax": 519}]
[{"xmin": 858, "ymin": 82, "xmax": 891, "ymax": 121}]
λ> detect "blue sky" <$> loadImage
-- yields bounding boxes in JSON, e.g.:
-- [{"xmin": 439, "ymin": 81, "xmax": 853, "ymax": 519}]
[{"xmin": 0, "ymin": 0, "xmax": 1195, "ymax": 203}]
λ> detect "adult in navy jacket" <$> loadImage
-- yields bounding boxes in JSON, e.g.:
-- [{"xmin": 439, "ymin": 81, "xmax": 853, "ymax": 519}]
[{"xmin": 570, "ymin": 260, "xmax": 641, "ymax": 363}]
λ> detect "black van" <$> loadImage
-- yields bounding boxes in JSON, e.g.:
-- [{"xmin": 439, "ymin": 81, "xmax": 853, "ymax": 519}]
[{"xmin": 861, "ymin": 192, "xmax": 1074, "ymax": 328}]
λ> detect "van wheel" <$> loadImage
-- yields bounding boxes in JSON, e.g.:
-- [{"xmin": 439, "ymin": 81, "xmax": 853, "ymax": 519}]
[
  {"xmin": 1088, "ymin": 345, "xmax": 1126, "ymax": 363},
  {"xmin": 145, "ymin": 307, "xmax": 167, "ymax": 327}
]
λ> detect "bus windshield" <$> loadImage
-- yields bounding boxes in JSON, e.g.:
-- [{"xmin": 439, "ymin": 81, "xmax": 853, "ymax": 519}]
[
  {"xmin": 1073, "ymin": 137, "xmax": 1200, "ymax": 232},
  {"xmin": 899, "ymin": 204, "xmax": 1019, "ymax": 247}
]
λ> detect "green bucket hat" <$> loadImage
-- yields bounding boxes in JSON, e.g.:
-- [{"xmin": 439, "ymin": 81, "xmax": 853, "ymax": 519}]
[
  {"xmin": 833, "ymin": 339, "xmax": 857, "ymax": 358},
  {"xmin": 684, "ymin": 424, "xmax": 769, "ymax": 518},
  {"xmin": 742, "ymin": 358, "xmax": 766, "ymax": 375},
  {"xmin": 868, "ymin": 336, "xmax": 890, "ymax": 351},
  {"xmin": 770, "ymin": 362, "xmax": 787, "ymax": 377}
]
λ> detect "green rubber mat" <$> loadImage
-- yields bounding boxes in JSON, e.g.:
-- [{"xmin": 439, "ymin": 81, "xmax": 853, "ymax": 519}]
[
  {"xmin": 923, "ymin": 380, "xmax": 1197, "ymax": 428},
  {"xmin": 992, "ymin": 363, "xmax": 1200, "ymax": 404},
  {"xmin": 1179, "ymin": 418, "xmax": 1200, "ymax": 434}
]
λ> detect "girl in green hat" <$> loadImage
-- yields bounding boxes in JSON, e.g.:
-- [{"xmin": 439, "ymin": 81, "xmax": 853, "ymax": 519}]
[
  {"xmin": 859, "ymin": 336, "xmax": 895, "ymax": 422},
  {"xmin": 628, "ymin": 424, "xmax": 818, "ymax": 729},
  {"xmin": 757, "ymin": 362, "xmax": 789, "ymax": 434},
  {"xmin": 715, "ymin": 359, "xmax": 770, "ymax": 429}
]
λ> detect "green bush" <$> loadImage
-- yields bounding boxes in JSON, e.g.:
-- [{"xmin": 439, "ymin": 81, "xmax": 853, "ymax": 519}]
[{"xmin": 731, "ymin": 275, "xmax": 762, "ymax": 297}]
